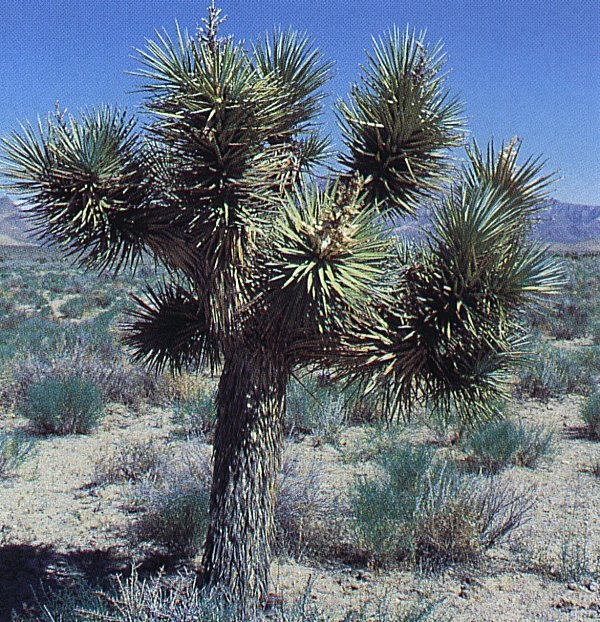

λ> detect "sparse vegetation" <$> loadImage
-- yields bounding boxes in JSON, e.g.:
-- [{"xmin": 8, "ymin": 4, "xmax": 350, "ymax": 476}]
[
  {"xmin": 16, "ymin": 374, "xmax": 105, "ymax": 435},
  {"xmin": 515, "ymin": 343, "xmax": 595, "ymax": 400},
  {"xmin": 285, "ymin": 374, "xmax": 349, "ymax": 443},
  {"xmin": 0, "ymin": 244, "xmax": 595, "ymax": 621},
  {"xmin": 275, "ymin": 456, "xmax": 336, "ymax": 559},
  {"xmin": 580, "ymin": 391, "xmax": 600, "ymax": 439},
  {"xmin": 463, "ymin": 419, "xmax": 554, "ymax": 472},
  {"xmin": 351, "ymin": 440, "xmax": 534, "ymax": 567},
  {"xmin": 12, "ymin": 568, "xmax": 440, "ymax": 622},
  {"xmin": 171, "ymin": 385, "xmax": 216, "ymax": 438},
  {"xmin": 0, "ymin": 431, "xmax": 35, "ymax": 477},
  {"xmin": 520, "ymin": 502, "xmax": 600, "ymax": 584},
  {"xmin": 134, "ymin": 470, "xmax": 211, "ymax": 557},
  {"xmin": 93, "ymin": 439, "xmax": 165, "ymax": 485},
  {"xmin": 58, "ymin": 295, "xmax": 93, "ymax": 319},
  {"xmin": 130, "ymin": 446, "xmax": 213, "ymax": 556}
]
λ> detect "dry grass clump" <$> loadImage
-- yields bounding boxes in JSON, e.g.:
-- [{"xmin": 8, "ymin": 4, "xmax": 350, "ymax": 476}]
[
  {"xmin": 129, "ymin": 446, "xmax": 339, "ymax": 562},
  {"xmin": 285, "ymin": 374, "xmax": 350, "ymax": 443},
  {"xmin": 93, "ymin": 439, "xmax": 166, "ymax": 485},
  {"xmin": 170, "ymin": 385, "xmax": 216, "ymax": 439},
  {"xmin": 131, "ymin": 444, "xmax": 212, "ymax": 557},
  {"xmin": 275, "ymin": 455, "xmax": 338, "ymax": 559},
  {"xmin": 12, "ymin": 568, "xmax": 438, "ymax": 621},
  {"xmin": 0, "ymin": 431, "xmax": 35, "ymax": 478},
  {"xmin": 517, "ymin": 501, "xmax": 600, "ymax": 584}
]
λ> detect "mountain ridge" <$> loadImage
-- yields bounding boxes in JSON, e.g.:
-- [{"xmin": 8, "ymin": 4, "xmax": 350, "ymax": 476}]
[{"xmin": 1, "ymin": 195, "xmax": 598, "ymax": 250}]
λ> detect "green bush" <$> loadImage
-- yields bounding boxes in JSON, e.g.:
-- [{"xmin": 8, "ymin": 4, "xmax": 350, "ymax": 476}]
[
  {"xmin": 463, "ymin": 419, "xmax": 554, "ymax": 472},
  {"xmin": 0, "ymin": 431, "xmax": 35, "ymax": 477},
  {"xmin": 135, "ymin": 474, "xmax": 210, "ymax": 557},
  {"xmin": 9, "ymin": 312, "xmax": 169, "ymax": 408},
  {"xmin": 171, "ymin": 387, "xmax": 216, "ymax": 438},
  {"xmin": 515, "ymin": 344, "xmax": 594, "ymax": 400},
  {"xmin": 286, "ymin": 374, "xmax": 348, "ymax": 443},
  {"xmin": 581, "ymin": 392, "xmax": 600, "ymax": 439},
  {"xmin": 17, "ymin": 374, "xmax": 105, "ymax": 435},
  {"xmin": 351, "ymin": 440, "xmax": 533, "ymax": 567}
]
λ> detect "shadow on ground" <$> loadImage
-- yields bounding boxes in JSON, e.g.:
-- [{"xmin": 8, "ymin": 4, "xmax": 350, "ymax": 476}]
[{"xmin": 0, "ymin": 544, "xmax": 184, "ymax": 621}]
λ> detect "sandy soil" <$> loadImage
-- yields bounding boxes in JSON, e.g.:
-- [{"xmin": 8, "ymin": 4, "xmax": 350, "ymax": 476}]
[{"xmin": 0, "ymin": 390, "xmax": 598, "ymax": 621}]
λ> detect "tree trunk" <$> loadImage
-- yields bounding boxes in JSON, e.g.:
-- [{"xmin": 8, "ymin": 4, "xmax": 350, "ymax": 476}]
[{"xmin": 200, "ymin": 348, "xmax": 288, "ymax": 609}]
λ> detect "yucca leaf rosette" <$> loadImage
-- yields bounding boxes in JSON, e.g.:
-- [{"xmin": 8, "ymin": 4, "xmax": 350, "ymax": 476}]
[
  {"xmin": 1, "ymin": 107, "xmax": 150, "ymax": 270},
  {"xmin": 338, "ymin": 28, "xmax": 464, "ymax": 216},
  {"xmin": 266, "ymin": 178, "xmax": 386, "ymax": 349}
]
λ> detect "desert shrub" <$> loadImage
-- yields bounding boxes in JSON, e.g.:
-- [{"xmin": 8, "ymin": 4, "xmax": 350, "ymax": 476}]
[
  {"xmin": 135, "ymin": 475, "xmax": 210, "ymax": 557},
  {"xmin": 0, "ymin": 294, "xmax": 15, "ymax": 315},
  {"xmin": 0, "ymin": 431, "xmax": 35, "ymax": 477},
  {"xmin": 587, "ymin": 460, "xmax": 600, "ymax": 478},
  {"xmin": 592, "ymin": 322, "xmax": 600, "ymax": 345},
  {"xmin": 133, "ymin": 448, "xmax": 212, "ymax": 556},
  {"xmin": 11, "ymin": 345, "xmax": 167, "ymax": 408},
  {"xmin": 16, "ymin": 374, "xmax": 105, "ymax": 435},
  {"xmin": 275, "ymin": 456, "xmax": 336, "ymax": 558},
  {"xmin": 581, "ymin": 391, "xmax": 600, "ymax": 439},
  {"xmin": 547, "ymin": 299, "xmax": 590, "ymax": 340},
  {"xmin": 554, "ymin": 536, "xmax": 600, "ymax": 583},
  {"xmin": 351, "ymin": 440, "xmax": 534, "ymax": 567},
  {"xmin": 92, "ymin": 289, "xmax": 115, "ymax": 309},
  {"xmin": 12, "ymin": 568, "xmax": 439, "ymax": 622},
  {"xmin": 515, "ymin": 344, "xmax": 594, "ymax": 400},
  {"xmin": 58, "ymin": 295, "xmax": 93, "ymax": 319},
  {"xmin": 285, "ymin": 374, "xmax": 348, "ymax": 443},
  {"xmin": 133, "ymin": 449, "xmax": 337, "ymax": 562},
  {"xmin": 93, "ymin": 439, "xmax": 165, "ymax": 485},
  {"xmin": 463, "ymin": 419, "xmax": 554, "ymax": 472},
  {"xmin": 521, "ymin": 502, "xmax": 600, "ymax": 584},
  {"xmin": 63, "ymin": 276, "xmax": 91, "ymax": 295},
  {"xmin": 21, "ymin": 289, "xmax": 49, "ymax": 311},
  {"xmin": 576, "ymin": 344, "xmax": 600, "ymax": 373},
  {"xmin": 1, "ymin": 313, "xmax": 116, "ymax": 364},
  {"xmin": 343, "ymin": 422, "xmax": 408, "ymax": 464},
  {"xmin": 171, "ymin": 386, "xmax": 216, "ymax": 438}
]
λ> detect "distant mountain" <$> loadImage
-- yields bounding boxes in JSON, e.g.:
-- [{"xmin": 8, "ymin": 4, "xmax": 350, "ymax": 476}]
[
  {"xmin": 0, "ymin": 194, "xmax": 598, "ymax": 251},
  {"xmin": 0, "ymin": 195, "xmax": 36, "ymax": 246},
  {"xmin": 391, "ymin": 199, "xmax": 600, "ymax": 252},
  {"xmin": 536, "ymin": 200, "xmax": 600, "ymax": 244}
]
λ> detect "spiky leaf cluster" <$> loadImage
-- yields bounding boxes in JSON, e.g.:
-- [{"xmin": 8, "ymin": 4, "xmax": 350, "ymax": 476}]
[
  {"xmin": 264, "ymin": 177, "xmax": 386, "ymax": 350},
  {"xmin": 123, "ymin": 284, "xmax": 220, "ymax": 373},
  {"xmin": 335, "ymin": 143, "xmax": 563, "ymax": 421},
  {"xmin": 339, "ymin": 28, "xmax": 464, "ymax": 216},
  {"xmin": 1, "ymin": 107, "xmax": 149, "ymax": 270}
]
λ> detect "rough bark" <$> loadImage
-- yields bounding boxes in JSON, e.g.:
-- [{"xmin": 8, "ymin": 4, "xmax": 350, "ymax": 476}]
[{"xmin": 200, "ymin": 347, "xmax": 288, "ymax": 609}]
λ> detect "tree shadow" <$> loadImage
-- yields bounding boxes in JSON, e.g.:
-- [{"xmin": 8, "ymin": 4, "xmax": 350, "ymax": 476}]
[{"xmin": 0, "ymin": 543, "xmax": 185, "ymax": 621}]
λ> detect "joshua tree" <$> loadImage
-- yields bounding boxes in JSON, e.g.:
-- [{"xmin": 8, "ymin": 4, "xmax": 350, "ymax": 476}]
[{"xmin": 1, "ymin": 4, "xmax": 561, "ymax": 610}]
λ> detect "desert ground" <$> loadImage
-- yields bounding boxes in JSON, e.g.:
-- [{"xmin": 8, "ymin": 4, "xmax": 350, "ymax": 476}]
[{"xmin": 0, "ymin": 245, "xmax": 598, "ymax": 621}]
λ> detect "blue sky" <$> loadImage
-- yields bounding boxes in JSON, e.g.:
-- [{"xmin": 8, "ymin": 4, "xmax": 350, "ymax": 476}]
[{"xmin": 1, "ymin": 0, "xmax": 598, "ymax": 204}]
